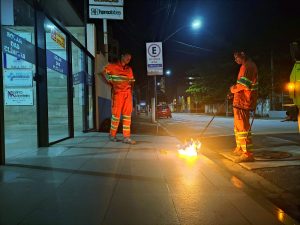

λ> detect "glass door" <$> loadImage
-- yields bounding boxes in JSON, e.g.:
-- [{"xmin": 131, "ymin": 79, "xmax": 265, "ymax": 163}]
[
  {"xmin": 71, "ymin": 42, "xmax": 84, "ymax": 135},
  {"xmin": 44, "ymin": 18, "xmax": 69, "ymax": 143},
  {"xmin": 1, "ymin": 0, "xmax": 37, "ymax": 160}
]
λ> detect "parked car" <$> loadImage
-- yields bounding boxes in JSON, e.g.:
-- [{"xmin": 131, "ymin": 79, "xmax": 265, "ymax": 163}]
[{"xmin": 156, "ymin": 104, "xmax": 172, "ymax": 118}]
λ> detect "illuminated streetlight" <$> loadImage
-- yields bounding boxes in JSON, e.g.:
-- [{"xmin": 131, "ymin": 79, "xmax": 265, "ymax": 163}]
[
  {"xmin": 166, "ymin": 70, "xmax": 171, "ymax": 76},
  {"xmin": 192, "ymin": 19, "xmax": 202, "ymax": 30},
  {"xmin": 163, "ymin": 18, "xmax": 202, "ymax": 42}
]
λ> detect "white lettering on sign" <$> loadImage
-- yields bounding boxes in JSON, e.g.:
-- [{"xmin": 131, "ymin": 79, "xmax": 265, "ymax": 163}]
[{"xmin": 89, "ymin": 5, "xmax": 123, "ymax": 20}]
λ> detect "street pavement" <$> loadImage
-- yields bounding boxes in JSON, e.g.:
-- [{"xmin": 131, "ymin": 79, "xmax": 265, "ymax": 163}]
[
  {"xmin": 0, "ymin": 115, "xmax": 299, "ymax": 224},
  {"xmin": 146, "ymin": 112, "xmax": 300, "ymax": 223}
]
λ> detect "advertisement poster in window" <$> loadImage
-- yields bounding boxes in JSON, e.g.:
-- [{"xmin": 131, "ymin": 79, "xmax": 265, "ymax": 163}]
[
  {"xmin": 4, "ymin": 69, "xmax": 33, "ymax": 87},
  {"xmin": 4, "ymin": 89, "xmax": 34, "ymax": 106}
]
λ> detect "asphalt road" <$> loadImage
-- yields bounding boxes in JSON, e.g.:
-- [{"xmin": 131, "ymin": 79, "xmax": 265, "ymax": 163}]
[{"xmin": 132, "ymin": 113, "xmax": 300, "ymax": 223}]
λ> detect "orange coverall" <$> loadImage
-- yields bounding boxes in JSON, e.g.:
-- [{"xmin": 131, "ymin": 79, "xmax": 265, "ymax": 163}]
[
  {"xmin": 104, "ymin": 62, "xmax": 135, "ymax": 138},
  {"xmin": 231, "ymin": 59, "xmax": 258, "ymax": 153}
]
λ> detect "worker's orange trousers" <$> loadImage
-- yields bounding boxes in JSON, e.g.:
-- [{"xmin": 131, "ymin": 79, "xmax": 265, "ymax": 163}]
[
  {"xmin": 110, "ymin": 91, "xmax": 132, "ymax": 138},
  {"xmin": 233, "ymin": 107, "xmax": 253, "ymax": 153}
]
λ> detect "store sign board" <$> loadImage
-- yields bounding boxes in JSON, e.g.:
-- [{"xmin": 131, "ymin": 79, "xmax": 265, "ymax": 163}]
[
  {"xmin": 4, "ymin": 69, "xmax": 33, "ymax": 87},
  {"xmin": 146, "ymin": 42, "xmax": 163, "ymax": 76},
  {"xmin": 46, "ymin": 50, "xmax": 68, "ymax": 75},
  {"xmin": 1, "ymin": 27, "xmax": 35, "ymax": 64},
  {"xmin": 4, "ymin": 88, "xmax": 33, "ymax": 106},
  {"xmin": 89, "ymin": 5, "xmax": 123, "ymax": 20},
  {"xmin": 89, "ymin": 0, "xmax": 123, "ymax": 6},
  {"xmin": 51, "ymin": 28, "xmax": 65, "ymax": 49}
]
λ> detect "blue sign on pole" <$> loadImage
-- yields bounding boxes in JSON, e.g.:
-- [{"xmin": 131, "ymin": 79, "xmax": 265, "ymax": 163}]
[
  {"xmin": 1, "ymin": 27, "xmax": 35, "ymax": 64},
  {"xmin": 46, "ymin": 50, "xmax": 68, "ymax": 75}
]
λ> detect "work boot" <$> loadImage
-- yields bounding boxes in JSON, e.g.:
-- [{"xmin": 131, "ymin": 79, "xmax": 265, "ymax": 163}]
[
  {"xmin": 232, "ymin": 147, "xmax": 243, "ymax": 156},
  {"xmin": 123, "ymin": 137, "xmax": 136, "ymax": 145},
  {"xmin": 108, "ymin": 135, "xmax": 117, "ymax": 142},
  {"xmin": 234, "ymin": 152, "xmax": 254, "ymax": 163}
]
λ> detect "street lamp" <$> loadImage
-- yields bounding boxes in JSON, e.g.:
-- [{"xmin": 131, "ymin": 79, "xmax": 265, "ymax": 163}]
[
  {"xmin": 165, "ymin": 70, "xmax": 171, "ymax": 76},
  {"xmin": 163, "ymin": 18, "xmax": 202, "ymax": 42},
  {"xmin": 192, "ymin": 19, "xmax": 202, "ymax": 30}
]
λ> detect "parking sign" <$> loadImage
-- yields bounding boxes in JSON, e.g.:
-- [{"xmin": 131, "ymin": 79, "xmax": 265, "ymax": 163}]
[{"xmin": 146, "ymin": 42, "xmax": 163, "ymax": 76}]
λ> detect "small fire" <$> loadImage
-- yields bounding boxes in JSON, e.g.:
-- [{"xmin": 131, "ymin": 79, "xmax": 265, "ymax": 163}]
[{"xmin": 178, "ymin": 139, "xmax": 201, "ymax": 157}]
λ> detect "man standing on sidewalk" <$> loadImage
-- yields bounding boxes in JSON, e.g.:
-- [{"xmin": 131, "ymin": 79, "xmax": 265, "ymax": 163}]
[
  {"xmin": 100, "ymin": 52, "xmax": 136, "ymax": 144},
  {"xmin": 230, "ymin": 51, "xmax": 258, "ymax": 162}
]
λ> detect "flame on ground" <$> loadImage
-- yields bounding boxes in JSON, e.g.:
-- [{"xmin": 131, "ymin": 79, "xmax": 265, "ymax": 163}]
[{"xmin": 178, "ymin": 139, "xmax": 201, "ymax": 157}]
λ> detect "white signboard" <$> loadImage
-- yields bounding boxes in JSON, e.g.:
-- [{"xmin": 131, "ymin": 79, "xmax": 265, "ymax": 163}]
[
  {"xmin": 4, "ymin": 69, "xmax": 33, "ymax": 87},
  {"xmin": 5, "ymin": 88, "xmax": 33, "ymax": 105},
  {"xmin": 89, "ymin": 5, "xmax": 123, "ymax": 20},
  {"xmin": 4, "ymin": 54, "xmax": 32, "ymax": 69},
  {"xmin": 146, "ymin": 42, "xmax": 163, "ymax": 76},
  {"xmin": 89, "ymin": 0, "xmax": 123, "ymax": 6}
]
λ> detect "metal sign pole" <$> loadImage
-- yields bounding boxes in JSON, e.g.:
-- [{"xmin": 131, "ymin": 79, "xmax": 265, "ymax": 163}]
[
  {"xmin": 103, "ymin": 19, "xmax": 108, "ymax": 61},
  {"xmin": 154, "ymin": 75, "xmax": 159, "ymax": 134}
]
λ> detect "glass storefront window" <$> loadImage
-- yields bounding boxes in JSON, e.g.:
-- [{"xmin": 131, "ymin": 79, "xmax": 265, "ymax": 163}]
[
  {"xmin": 66, "ymin": 27, "xmax": 85, "ymax": 47},
  {"xmin": 87, "ymin": 56, "xmax": 94, "ymax": 130},
  {"xmin": 72, "ymin": 43, "xmax": 84, "ymax": 134},
  {"xmin": 1, "ymin": 0, "xmax": 37, "ymax": 160},
  {"xmin": 44, "ymin": 18, "xmax": 69, "ymax": 143}
]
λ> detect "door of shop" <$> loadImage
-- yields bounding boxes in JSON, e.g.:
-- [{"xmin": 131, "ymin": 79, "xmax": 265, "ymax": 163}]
[{"xmin": 44, "ymin": 18, "xmax": 71, "ymax": 143}]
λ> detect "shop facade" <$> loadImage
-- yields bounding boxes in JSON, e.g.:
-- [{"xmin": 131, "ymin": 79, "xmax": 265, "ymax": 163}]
[{"xmin": 0, "ymin": 0, "xmax": 96, "ymax": 165}]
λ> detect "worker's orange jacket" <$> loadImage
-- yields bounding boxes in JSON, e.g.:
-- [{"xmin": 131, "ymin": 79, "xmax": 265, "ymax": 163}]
[
  {"xmin": 104, "ymin": 62, "xmax": 135, "ymax": 93},
  {"xmin": 231, "ymin": 59, "xmax": 258, "ymax": 110}
]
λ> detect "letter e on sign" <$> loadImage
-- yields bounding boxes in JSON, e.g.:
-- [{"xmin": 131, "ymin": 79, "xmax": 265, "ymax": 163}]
[{"xmin": 148, "ymin": 44, "xmax": 160, "ymax": 57}]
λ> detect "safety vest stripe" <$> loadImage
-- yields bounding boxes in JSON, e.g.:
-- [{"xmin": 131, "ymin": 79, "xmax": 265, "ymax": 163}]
[
  {"xmin": 108, "ymin": 75, "xmax": 135, "ymax": 82},
  {"xmin": 237, "ymin": 78, "xmax": 252, "ymax": 89},
  {"xmin": 123, "ymin": 119, "xmax": 131, "ymax": 122},
  {"xmin": 112, "ymin": 115, "xmax": 120, "ymax": 120},
  {"xmin": 110, "ymin": 125, "xmax": 118, "ymax": 130},
  {"xmin": 123, "ymin": 125, "xmax": 130, "ymax": 129},
  {"xmin": 123, "ymin": 115, "xmax": 131, "ymax": 119},
  {"xmin": 111, "ymin": 117, "xmax": 120, "ymax": 122}
]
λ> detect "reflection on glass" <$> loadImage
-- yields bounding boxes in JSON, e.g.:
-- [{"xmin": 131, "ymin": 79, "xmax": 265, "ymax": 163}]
[
  {"xmin": 72, "ymin": 43, "xmax": 84, "ymax": 134},
  {"xmin": 87, "ymin": 56, "xmax": 94, "ymax": 129},
  {"xmin": 44, "ymin": 18, "xmax": 69, "ymax": 142},
  {"xmin": 1, "ymin": 0, "xmax": 37, "ymax": 160}
]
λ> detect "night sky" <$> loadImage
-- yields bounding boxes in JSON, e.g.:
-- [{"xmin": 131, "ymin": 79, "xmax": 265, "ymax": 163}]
[
  {"xmin": 109, "ymin": 0, "xmax": 300, "ymax": 79},
  {"xmin": 74, "ymin": 0, "xmax": 300, "ymax": 101}
]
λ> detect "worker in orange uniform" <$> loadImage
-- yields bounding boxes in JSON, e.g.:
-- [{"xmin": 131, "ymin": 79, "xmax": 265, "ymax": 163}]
[
  {"xmin": 230, "ymin": 51, "xmax": 258, "ymax": 162},
  {"xmin": 100, "ymin": 52, "xmax": 136, "ymax": 144}
]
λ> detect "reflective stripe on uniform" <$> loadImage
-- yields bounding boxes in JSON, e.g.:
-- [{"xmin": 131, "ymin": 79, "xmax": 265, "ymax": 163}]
[
  {"xmin": 123, "ymin": 125, "xmax": 130, "ymax": 131},
  {"xmin": 108, "ymin": 74, "xmax": 135, "ymax": 82},
  {"xmin": 123, "ymin": 115, "xmax": 131, "ymax": 122},
  {"xmin": 111, "ymin": 115, "xmax": 120, "ymax": 122},
  {"xmin": 110, "ymin": 124, "xmax": 118, "ymax": 130},
  {"xmin": 237, "ymin": 77, "xmax": 252, "ymax": 89}
]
